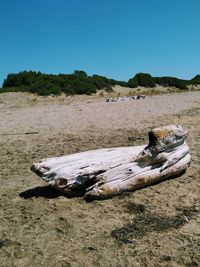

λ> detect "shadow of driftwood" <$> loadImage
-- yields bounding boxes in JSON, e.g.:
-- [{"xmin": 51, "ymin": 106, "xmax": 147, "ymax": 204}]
[
  {"xmin": 19, "ymin": 186, "xmax": 65, "ymax": 199},
  {"xmin": 19, "ymin": 185, "xmax": 87, "ymax": 199}
]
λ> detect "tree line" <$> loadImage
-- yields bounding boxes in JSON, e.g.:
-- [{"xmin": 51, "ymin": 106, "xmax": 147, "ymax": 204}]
[{"xmin": 1, "ymin": 70, "xmax": 200, "ymax": 96}]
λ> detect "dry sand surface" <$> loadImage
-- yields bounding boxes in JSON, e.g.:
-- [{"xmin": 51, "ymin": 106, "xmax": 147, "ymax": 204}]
[{"xmin": 0, "ymin": 91, "xmax": 200, "ymax": 267}]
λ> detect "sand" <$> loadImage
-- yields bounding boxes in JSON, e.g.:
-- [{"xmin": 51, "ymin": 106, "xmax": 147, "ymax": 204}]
[{"xmin": 0, "ymin": 91, "xmax": 200, "ymax": 267}]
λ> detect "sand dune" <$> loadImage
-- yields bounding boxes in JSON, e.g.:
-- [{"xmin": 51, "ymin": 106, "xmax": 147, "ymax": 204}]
[{"xmin": 0, "ymin": 91, "xmax": 200, "ymax": 267}]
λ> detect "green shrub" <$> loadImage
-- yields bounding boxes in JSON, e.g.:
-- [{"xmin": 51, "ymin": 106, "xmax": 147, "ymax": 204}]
[
  {"xmin": 29, "ymin": 80, "xmax": 61, "ymax": 96},
  {"xmin": 128, "ymin": 73, "xmax": 155, "ymax": 88},
  {"xmin": 155, "ymin": 77, "xmax": 187, "ymax": 90},
  {"xmin": 74, "ymin": 70, "xmax": 88, "ymax": 79},
  {"xmin": 89, "ymin": 75, "xmax": 113, "ymax": 91},
  {"xmin": 128, "ymin": 77, "xmax": 138, "ymax": 88},
  {"xmin": 65, "ymin": 79, "xmax": 97, "ymax": 95},
  {"xmin": 3, "ymin": 71, "xmax": 42, "ymax": 88},
  {"xmin": 190, "ymin": 75, "xmax": 200, "ymax": 84},
  {"xmin": 136, "ymin": 73, "xmax": 155, "ymax": 87}
]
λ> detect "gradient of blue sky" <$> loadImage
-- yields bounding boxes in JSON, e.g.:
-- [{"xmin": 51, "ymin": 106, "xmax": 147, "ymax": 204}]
[{"xmin": 1, "ymin": 0, "xmax": 200, "ymax": 85}]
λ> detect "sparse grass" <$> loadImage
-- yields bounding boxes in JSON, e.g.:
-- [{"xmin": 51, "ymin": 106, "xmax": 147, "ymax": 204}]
[
  {"xmin": 27, "ymin": 97, "xmax": 38, "ymax": 106},
  {"xmin": 99, "ymin": 91, "xmax": 105, "ymax": 97},
  {"xmin": 0, "ymin": 87, "xmax": 27, "ymax": 93},
  {"xmin": 111, "ymin": 205, "xmax": 198, "ymax": 244},
  {"xmin": 127, "ymin": 90, "xmax": 134, "ymax": 96}
]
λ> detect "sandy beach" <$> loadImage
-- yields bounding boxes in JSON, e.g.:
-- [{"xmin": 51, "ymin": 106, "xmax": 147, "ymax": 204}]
[{"xmin": 0, "ymin": 91, "xmax": 200, "ymax": 267}]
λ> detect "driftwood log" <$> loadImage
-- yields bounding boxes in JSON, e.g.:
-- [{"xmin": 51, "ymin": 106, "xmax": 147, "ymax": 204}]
[
  {"xmin": 106, "ymin": 95, "xmax": 145, "ymax": 102},
  {"xmin": 31, "ymin": 125, "xmax": 191, "ymax": 200}
]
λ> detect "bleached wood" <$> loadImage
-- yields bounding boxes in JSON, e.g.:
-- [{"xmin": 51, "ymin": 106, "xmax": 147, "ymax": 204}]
[{"xmin": 31, "ymin": 125, "xmax": 191, "ymax": 199}]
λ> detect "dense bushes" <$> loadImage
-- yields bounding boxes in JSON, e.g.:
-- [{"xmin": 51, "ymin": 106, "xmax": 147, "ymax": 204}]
[
  {"xmin": 155, "ymin": 77, "xmax": 187, "ymax": 90},
  {"xmin": 128, "ymin": 73, "xmax": 188, "ymax": 90},
  {"xmin": 29, "ymin": 79, "xmax": 61, "ymax": 96},
  {"xmin": 128, "ymin": 73, "xmax": 155, "ymax": 88},
  {"xmin": 2, "ymin": 70, "xmax": 127, "ymax": 95},
  {"xmin": 2, "ymin": 70, "xmax": 200, "ymax": 96},
  {"xmin": 190, "ymin": 75, "xmax": 200, "ymax": 84}
]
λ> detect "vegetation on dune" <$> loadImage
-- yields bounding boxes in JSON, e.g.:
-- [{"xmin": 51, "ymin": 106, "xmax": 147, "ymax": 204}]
[
  {"xmin": 1, "ymin": 70, "xmax": 200, "ymax": 95},
  {"xmin": 190, "ymin": 75, "xmax": 200, "ymax": 85},
  {"xmin": 1, "ymin": 70, "xmax": 126, "ymax": 96},
  {"xmin": 154, "ymin": 76, "xmax": 187, "ymax": 90},
  {"xmin": 128, "ymin": 73, "xmax": 188, "ymax": 90},
  {"xmin": 128, "ymin": 73, "xmax": 155, "ymax": 88}
]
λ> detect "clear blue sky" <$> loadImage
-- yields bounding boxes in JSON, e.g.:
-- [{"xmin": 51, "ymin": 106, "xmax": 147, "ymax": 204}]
[{"xmin": 1, "ymin": 0, "xmax": 200, "ymax": 85}]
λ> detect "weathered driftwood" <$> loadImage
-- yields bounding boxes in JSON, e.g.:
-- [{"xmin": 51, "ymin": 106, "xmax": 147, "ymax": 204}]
[
  {"xmin": 106, "ymin": 95, "xmax": 145, "ymax": 102},
  {"xmin": 31, "ymin": 125, "xmax": 191, "ymax": 200}
]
